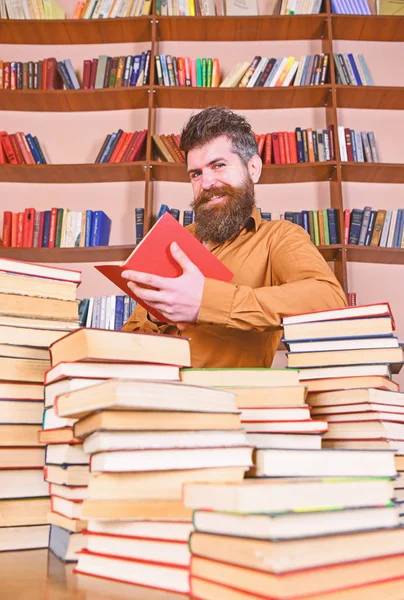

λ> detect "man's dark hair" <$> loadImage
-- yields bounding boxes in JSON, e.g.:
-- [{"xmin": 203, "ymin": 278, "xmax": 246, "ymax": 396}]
[{"xmin": 180, "ymin": 106, "xmax": 259, "ymax": 165}]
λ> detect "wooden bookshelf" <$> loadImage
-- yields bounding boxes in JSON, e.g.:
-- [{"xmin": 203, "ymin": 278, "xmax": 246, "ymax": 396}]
[
  {"xmin": 150, "ymin": 161, "xmax": 337, "ymax": 184},
  {"xmin": 0, "ymin": 17, "xmax": 152, "ymax": 44},
  {"xmin": 155, "ymin": 14, "xmax": 327, "ymax": 41},
  {"xmin": 153, "ymin": 85, "xmax": 331, "ymax": 110},
  {"xmin": 331, "ymin": 15, "xmax": 404, "ymax": 42},
  {"xmin": 0, "ymin": 88, "xmax": 150, "ymax": 112},
  {"xmin": 341, "ymin": 163, "xmax": 404, "ymax": 184},
  {"xmin": 336, "ymin": 85, "xmax": 404, "ymax": 110},
  {"xmin": 0, "ymin": 163, "xmax": 147, "ymax": 183},
  {"xmin": 346, "ymin": 246, "xmax": 404, "ymax": 265}
]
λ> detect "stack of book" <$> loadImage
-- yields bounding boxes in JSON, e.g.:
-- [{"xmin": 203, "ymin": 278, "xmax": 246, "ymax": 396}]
[
  {"xmin": 180, "ymin": 368, "xmax": 327, "ymax": 451},
  {"xmin": 183, "ymin": 467, "xmax": 404, "ymax": 600},
  {"xmin": 255, "ymin": 208, "xmax": 340, "ymax": 246},
  {"xmin": 0, "ymin": 130, "xmax": 47, "ymax": 165},
  {"xmin": 1, "ymin": 208, "xmax": 111, "ymax": 249},
  {"xmin": 337, "ymin": 127, "xmax": 379, "ymax": 162},
  {"xmin": 94, "ymin": 129, "xmax": 147, "ymax": 164},
  {"xmin": 41, "ymin": 327, "xmax": 199, "ymax": 563},
  {"xmin": 257, "ymin": 126, "xmax": 335, "ymax": 164},
  {"xmin": 221, "ymin": 54, "xmax": 329, "ymax": 88},
  {"xmin": 83, "ymin": 52, "xmax": 151, "ymax": 89},
  {"xmin": 155, "ymin": 55, "xmax": 220, "ymax": 87},
  {"xmin": 78, "ymin": 295, "xmax": 136, "ymax": 329},
  {"xmin": 0, "ymin": 258, "xmax": 80, "ymax": 552},
  {"xmin": 72, "ymin": 0, "xmax": 152, "ymax": 18},
  {"xmin": 0, "ymin": 58, "xmax": 80, "ymax": 91},
  {"xmin": 46, "ymin": 330, "xmax": 251, "ymax": 589},
  {"xmin": 152, "ymin": 133, "xmax": 185, "ymax": 163},
  {"xmin": 334, "ymin": 53, "xmax": 373, "ymax": 85},
  {"xmin": 344, "ymin": 207, "xmax": 404, "ymax": 248}
]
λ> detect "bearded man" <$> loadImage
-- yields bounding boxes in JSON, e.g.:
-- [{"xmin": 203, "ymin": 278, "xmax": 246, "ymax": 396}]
[{"xmin": 121, "ymin": 107, "xmax": 347, "ymax": 368}]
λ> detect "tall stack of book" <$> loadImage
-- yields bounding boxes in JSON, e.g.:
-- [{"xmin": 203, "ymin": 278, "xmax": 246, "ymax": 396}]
[
  {"xmin": 41, "ymin": 327, "xmax": 194, "ymax": 563},
  {"xmin": 180, "ymin": 368, "xmax": 327, "ymax": 452},
  {"xmin": 0, "ymin": 257, "xmax": 80, "ymax": 552},
  {"xmin": 283, "ymin": 302, "xmax": 404, "ymax": 521},
  {"xmin": 184, "ymin": 470, "xmax": 404, "ymax": 600},
  {"xmin": 51, "ymin": 367, "xmax": 251, "ymax": 592}
]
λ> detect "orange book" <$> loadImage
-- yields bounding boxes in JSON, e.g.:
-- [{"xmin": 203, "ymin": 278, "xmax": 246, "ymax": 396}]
[
  {"xmin": 73, "ymin": 0, "xmax": 86, "ymax": 17},
  {"xmin": 317, "ymin": 208, "xmax": 325, "ymax": 245},
  {"xmin": 95, "ymin": 211, "xmax": 233, "ymax": 322},
  {"xmin": 257, "ymin": 134, "xmax": 265, "ymax": 158},
  {"xmin": 288, "ymin": 132, "xmax": 298, "ymax": 164},
  {"xmin": 114, "ymin": 132, "xmax": 135, "ymax": 163},
  {"xmin": 264, "ymin": 134, "xmax": 272, "ymax": 164},
  {"xmin": 211, "ymin": 58, "xmax": 220, "ymax": 87},
  {"xmin": 307, "ymin": 128, "xmax": 315, "ymax": 163},
  {"xmin": 9, "ymin": 134, "xmax": 25, "ymax": 164},
  {"xmin": 2, "ymin": 211, "xmax": 12, "ymax": 247},
  {"xmin": 160, "ymin": 134, "xmax": 179, "ymax": 162},
  {"xmin": 11, "ymin": 213, "xmax": 18, "ymax": 247},
  {"xmin": 42, "ymin": 59, "xmax": 48, "ymax": 90},
  {"xmin": 16, "ymin": 212, "xmax": 24, "ymax": 248},
  {"xmin": 283, "ymin": 132, "xmax": 291, "ymax": 164},
  {"xmin": 275, "ymin": 57, "xmax": 295, "ymax": 87},
  {"xmin": 22, "ymin": 208, "xmax": 35, "ymax": 248}
]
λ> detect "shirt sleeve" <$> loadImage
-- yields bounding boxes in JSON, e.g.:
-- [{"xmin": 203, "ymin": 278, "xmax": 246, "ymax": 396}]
[
  {"xmin": 121, "ymin": 303, "xmax": 176, "ymax": 335},
  {"xmin": 197, "ymin": 221, "xmax": 347, "ymax": 333}
]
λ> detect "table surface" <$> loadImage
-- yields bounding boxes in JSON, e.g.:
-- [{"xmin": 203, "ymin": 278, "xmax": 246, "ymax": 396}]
[{"xmin": 0, "ymin": 550, "xmax": 189, "ymax": 600}]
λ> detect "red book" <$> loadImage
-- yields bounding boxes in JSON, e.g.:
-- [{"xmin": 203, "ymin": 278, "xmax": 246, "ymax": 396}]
[
  {"xmin": 46, "ymin": 58, "xmax": 58, "ymax": 90},
  {"xmin": 0, "ymin": 139, "xmax": 5, "ymax": 164},
  {"xmin": 283, "ymin": 131, "xmax": 291, "ymax": 164},
  {"xmin": 90, "ymin": 59, "xmax": 98, "ymax": 89},
  {"xmin": 115, "ymin": 132, "xmax": 135, "ymax": 163},
  {"xmin": 264, "ymin": 133, "xmax": 271, "ymax": 164},
  {"xmin": 16, "ymin": 132, "xmax": 35, "ymax": 165},
  {"xmin": 328, "ymin": 124, "xmax": 335, "ymax": 160},
  {"xmin": 109, "ymin": 132, "xmax": 129, "ymax": 163},
  {"xmin": 0, "ymin": 131, "xmax": 18, "ymax": 164},
  {"xmin": 3, "ymin": 63, "xmax": 10, "ymax": 89},
  {"xmin": 83, "ymin": 60, "xmax": 92, "ymax": 90},
  {"xmin": 48, "ymin": 207, "xmax": 58, "ymax": 248},
  {"xmin": 278, "ymin": 132, "xmax": 286, "ymax": 164},
  {"xmin": 257, "ymin": 134, "xmax": 265, "ymax": 158},
  {"xmin": 96, "ymin": 211, "xmax": 233, "ymax": 322},
  {"xmin": 42, "ymin": 58, "xmax": 48, "ymax": 90},
  {"xmin": 9, "ymin": 134, "xmax": 25, "ymax": 164},
  {"xmin": 177, "ymin": 57, "xmax": 186, "ymax": 86},
  {"xmin": 16, "ymin": 212, "xmax": 24, "ymax": 248},
  {"xmin": 23, "ymin": 208, "xmax": 35, "ymax": 248},
  {"xmin": 2, "ymin": 211, "xmax": 12, "ymax": 247},
  {"xmin": 11, "ymin": 213, "xmax": 18, "ymax": 247},
  {"xmin": 288, "ymin": 131, "xmax": 298, "ymax": 164},
  {"xmin": 344, "ymin": 128, "xmax": 354, "ymax": 161},
  {"xmin": 272, "ymin": 133, "xmax": 280, "ymax": 164},
  {"xmin": 121, "ymin": 132, "xmax": 140, "ymax": 163},
  {"xmin": 344, "ymin": 208, "xmax": 351, "ymax": 245},
  {"xmin": 126, "ymin": 129, "xmax": 147, "ymax": 162}
]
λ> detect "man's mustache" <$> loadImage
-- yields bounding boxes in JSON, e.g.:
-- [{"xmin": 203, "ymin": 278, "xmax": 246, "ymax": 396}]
[{"xmin": 194, "ymin": 185, "xmax": 238, "ymax": 208}]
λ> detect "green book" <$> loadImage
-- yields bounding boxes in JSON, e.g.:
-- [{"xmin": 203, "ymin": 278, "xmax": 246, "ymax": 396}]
[
  {"xmin": 201, "ymin": 58, "xmax": 207, "ymax": 87},
  {"xmin": 312, "ymin": 210, "xmax": 320, "ymax": 246},
  {"xmin": 308, "ymin": 210, "xmax": 315, "ymax": 243},
  {"xmin": 322, "ymin": 208, "xmax": 330, "ymax": 245},
  {"xmin": 207, "ymin": 58, "xmax": 213, "ymax": 87},
  {"xmin": 55, "ymin": 208, "xmax": 64, "ymax": 248},
  {"xmin": 196, "ymin": 58, "xmax": 202, "ymax": 87}
]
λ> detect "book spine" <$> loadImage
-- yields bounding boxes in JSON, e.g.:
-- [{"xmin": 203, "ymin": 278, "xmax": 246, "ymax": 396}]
[
  {"xmin": 135, "ymin": 207, "xmax": 144, "ymax": 244},
  {"xmin": 364, "ymin": 210, "xmax": 377, "ymax": 246},
  {"xmin": 348, "ymin": 208, "xmax": 363, "ymax": 244},
  {"xmin": 1, "ymin": 211, "xmax": 12, "ymax": 247}
]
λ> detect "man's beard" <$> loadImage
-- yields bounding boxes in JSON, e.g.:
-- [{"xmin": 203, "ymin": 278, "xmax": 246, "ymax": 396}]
[{"xmin": 191, "ymin": 176, "xmax": 255, "ymax": 244}]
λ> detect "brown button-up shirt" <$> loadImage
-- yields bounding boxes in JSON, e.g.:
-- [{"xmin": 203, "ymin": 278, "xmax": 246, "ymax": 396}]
[{"xmin": 122, "ymin": 206, "xmax": 347, "ymax": 368}]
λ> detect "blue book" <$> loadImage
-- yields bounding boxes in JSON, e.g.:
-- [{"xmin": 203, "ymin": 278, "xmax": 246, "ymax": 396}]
[
  {"xmin": 42, "ymin": 210, "xmax": 51, "ymax": 247},
  {"xmin": 135, "ymin": 208, "xmax": 144, "ymax": 244},
  {"xmin": 302, "ymin": 210, "xmax": 309, "ymax": 233},
  {"xmin": 295, "ymin": 128, "xmax": 305, "ymax": 163},
  {"xmin": 26, "ymin": 134, "xmax": 42, "ymax": 164},
  {"xmin": 293, "ymin": 212, "xmax": 303, "ymax": 227},
  {"xmin": 364, "ymin": 210, "xmax": 377, "ymax": 246},
  {"xmin": 130, "ymin": 55, "xmax": 141, "ymax": 86},
  {"xmin": 90, "ymin": 211, "xmax": 111, "ymax": 247},
  {"xmin": 327, "ymin": 208, "xmax": 339, "ymax": 244},
  {"xmin": 347, "ymin": 53, "xmax": 363, "ymax": 85},
  {"xmin": 301, "ymin": 55, "xmax": 314, "ymax": 86},
  {"xmin": 170, "ymin": 208, "xmax": 180, "ymax": 221},
  {"xmin": 350, "ymin": 129, "xmax": 358, "ymax": 161},
  {"xmin": 160, "ymin": 54, "xmax": 169, "ymax": 86},
  {"xmin": 394, "ymin": 209, "xmax": 403, "ymax": 248},
  {"xmin": 33, "ymin": 136, "xmax": 47, "ymax": 164},
  {"xmin": 99, "ymin": 132, "xmax": 117, "ymax": 163},
  {"xmin": 123, "ymin": 296, "xmax": 131, "ymax": 323},
  {"xmin": 85, "ymin": 210, "xmax": 93, "ymax": 247},
  {"xmin": 284, "ymin": 212, "xmax": 294, "ymax": 223},
  {"xmin": 129, "ymin": 298, "xmax": 136, "ymax": 314},
  {"xmin": 157, "ymin": 204, "xmax": 170, "ymax": 220},
  {"xmin": 137, "ymin": 52, "xmax": 146, "ymax": 83},
  {"xmin": 261, "ymin": 212, "xmax": 271, "ymax": 221},
  {"xmin": 78, "ymin": 298, "xmax": 90, "ymax": 326},
  {"xmin": 183, "ymin": 210, "xmax": 194, "ymax": 226},
  {"xmin": 348, "ymin": 208, "xmax": 363, "ymax": 244},
  {"xmin": 114, "ymin": 295, "xmax": 125, "ymax": 330}
]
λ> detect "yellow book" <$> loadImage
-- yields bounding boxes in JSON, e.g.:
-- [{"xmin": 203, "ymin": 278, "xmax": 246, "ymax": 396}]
[
  {"xmin": 141, "ymin": 0, "xmax": 152, "ymax": 13},
  {"xmin": 219, "ymin": 61, "xmax": 250, "ymax": 88},
  {"xmin": 371, "ymin": 209, "xmax": 386, "ymax": 247},
  {"xmin": 275, "ymin": 56, "xmax": 295, "ymax": 87}
]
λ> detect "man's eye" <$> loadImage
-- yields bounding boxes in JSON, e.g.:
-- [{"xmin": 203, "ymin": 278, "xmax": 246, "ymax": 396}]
[
  {"xmin": 213, "ymin": 163, "xmax": 225, "ymax": 169},
  {"xmin": 190, "ymin": 172, "xmax": 201, "ymax": 179}
]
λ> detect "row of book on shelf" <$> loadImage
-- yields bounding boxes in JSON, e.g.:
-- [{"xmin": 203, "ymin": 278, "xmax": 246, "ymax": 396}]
[
  {"xmin": 1, "ymin": 0, "xmax": 400, "ymax": 18},
  {"xmin": 78, "ymin": 295, "xmax": 136, "ymax": 330},
  {"xmin": 334, "ymin": 53, "xmax": 373, "ymax": 86},
  {"xmin": 337, "ymin": 128, "xmax": 379, "ymax": 163},
  {"xmin": 3, "ymin": 238, "xmax": 404, "ymax": 600},
  {"xmin": 0, "ymin": 131, "xmax": 47, "ymax": 165},
  {"xmin": 345, "ymin": 207, "xmax": 404, "ymax": 248},
  {"xmin": 0, "ymin": 53, "xmax": 151, "ymax": 91},
  {"xmin": 95, "ymin": 130, "xmax": 147, "ymax": 164},
  {"xmin": 1, "ymin": 209, "xmax": 111, "ymax": 248}
]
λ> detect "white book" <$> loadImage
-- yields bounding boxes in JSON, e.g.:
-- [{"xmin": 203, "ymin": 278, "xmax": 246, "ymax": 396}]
[
  {"xmin": 225, "ymin": 0, "xmax": 258, "ymax": 14},
  {"xmin": 379, "ymin": 210, "xmax": 392, "ymax": 248},
  {"xmin": 109, "ymin": 295, "xmax": 116, "ymax": 330},
  {"xmin": 247, "ymin": 57, "xmax": 269, "ymax": 88},
  {"xmin": 337, "ymin": 125, "xmax": 347, "ymax": 161},
  {"xmin": 75, "ymin": 211, "xmax": 82, "ymax": 247},
  {"xmin": 355, "ymin": 131, "xmax": 364, "ymax": 162},
  {"xmin": 343, "ymin": 53, "xmax": 358, "ymax": 84},
  {"xmin": 387, "ymin": 210, "xmax": 398, "ymax": 248},
  {"xmin": 293, "ymin": 55, "xmax": 307, "ymax": 86},
  {"xmin": 282, "ymin": 60, "xmax": 299, "ymax": 86},
  {"xmin": 83, "ymin": 0, "xmax": 98, "ymax": 17},
  {"xmin": 64, "ymin": 211, "xmax": 77, "ymax": 248},
  {"xmin": 105, "ymin": 296, "xmax": 111, "ymax": 329},
  {"xmin": 317, "ymin": 130, "xmax": 325, "ymax": 162},
  {"xmin": 99, "ymin": 296, "xmax": 107, "ymax": 329},
  {"xmin": 268, "ymin": 57, "xmax": 288, "ymax": 87}
]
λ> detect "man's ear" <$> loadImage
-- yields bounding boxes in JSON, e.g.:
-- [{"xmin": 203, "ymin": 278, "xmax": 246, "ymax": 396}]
[{"xmin": 247, "ymin": 154, "xmax": 262, "ymax": 184}]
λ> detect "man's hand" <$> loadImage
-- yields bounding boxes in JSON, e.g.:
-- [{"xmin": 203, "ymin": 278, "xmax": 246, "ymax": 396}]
[{"xmin": 122, "ymin": 242, "xmax": 205, "ymax": 327}]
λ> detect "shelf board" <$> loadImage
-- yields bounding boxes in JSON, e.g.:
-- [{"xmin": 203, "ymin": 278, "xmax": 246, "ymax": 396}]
[
  {"xmin": 331, "ymin": 15, "xmax": 404, "ymax": 41},
  {"xmin": 336, "ymin": 85, "xmax": 404, "ymax": 110},
  {"xmin": 318, "ymin": 245, "xmax": 342, "ymax": 262},
  {"xmin": 341, "ymin": 163, "xmax": 404, "ymax": 184},
  {"xmin": 0, "ymin": 17, "xmax": 152, "ymax": 44},
  {"xmin": 0, "ymin": 246, "xmax": 136, "ymax": 263},
  {"xmin": 0, "ymin": 162, "xmax": 147, "ymax": 184},
  {"xmin": 346, "ymin": 245, "xmax": 404, "ymax": 265},
  {"xmin": 153, "ymin": 85, "xmax": 330, "ymax": 109},
  {"xmin": 0, "ymin": 87, "xmax": 150, "ymax": 112},
  {"xmin": 155, "ymin": 14, "xmax": 327, "ymax": 41},
  {"xmin": 150, "ymin": 161, "xmax": 337, "ymax": 184}
]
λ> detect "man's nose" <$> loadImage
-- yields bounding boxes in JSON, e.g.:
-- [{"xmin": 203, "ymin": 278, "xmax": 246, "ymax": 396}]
[{"xmin": 200, "ymin": 170, "xmax": 217, "ymax": 190}]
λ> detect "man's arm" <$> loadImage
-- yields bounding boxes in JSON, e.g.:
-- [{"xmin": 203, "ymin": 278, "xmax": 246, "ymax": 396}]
[{"xmin": 197, "ymin": 221, "xmax": 347, "ymax": 332}]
